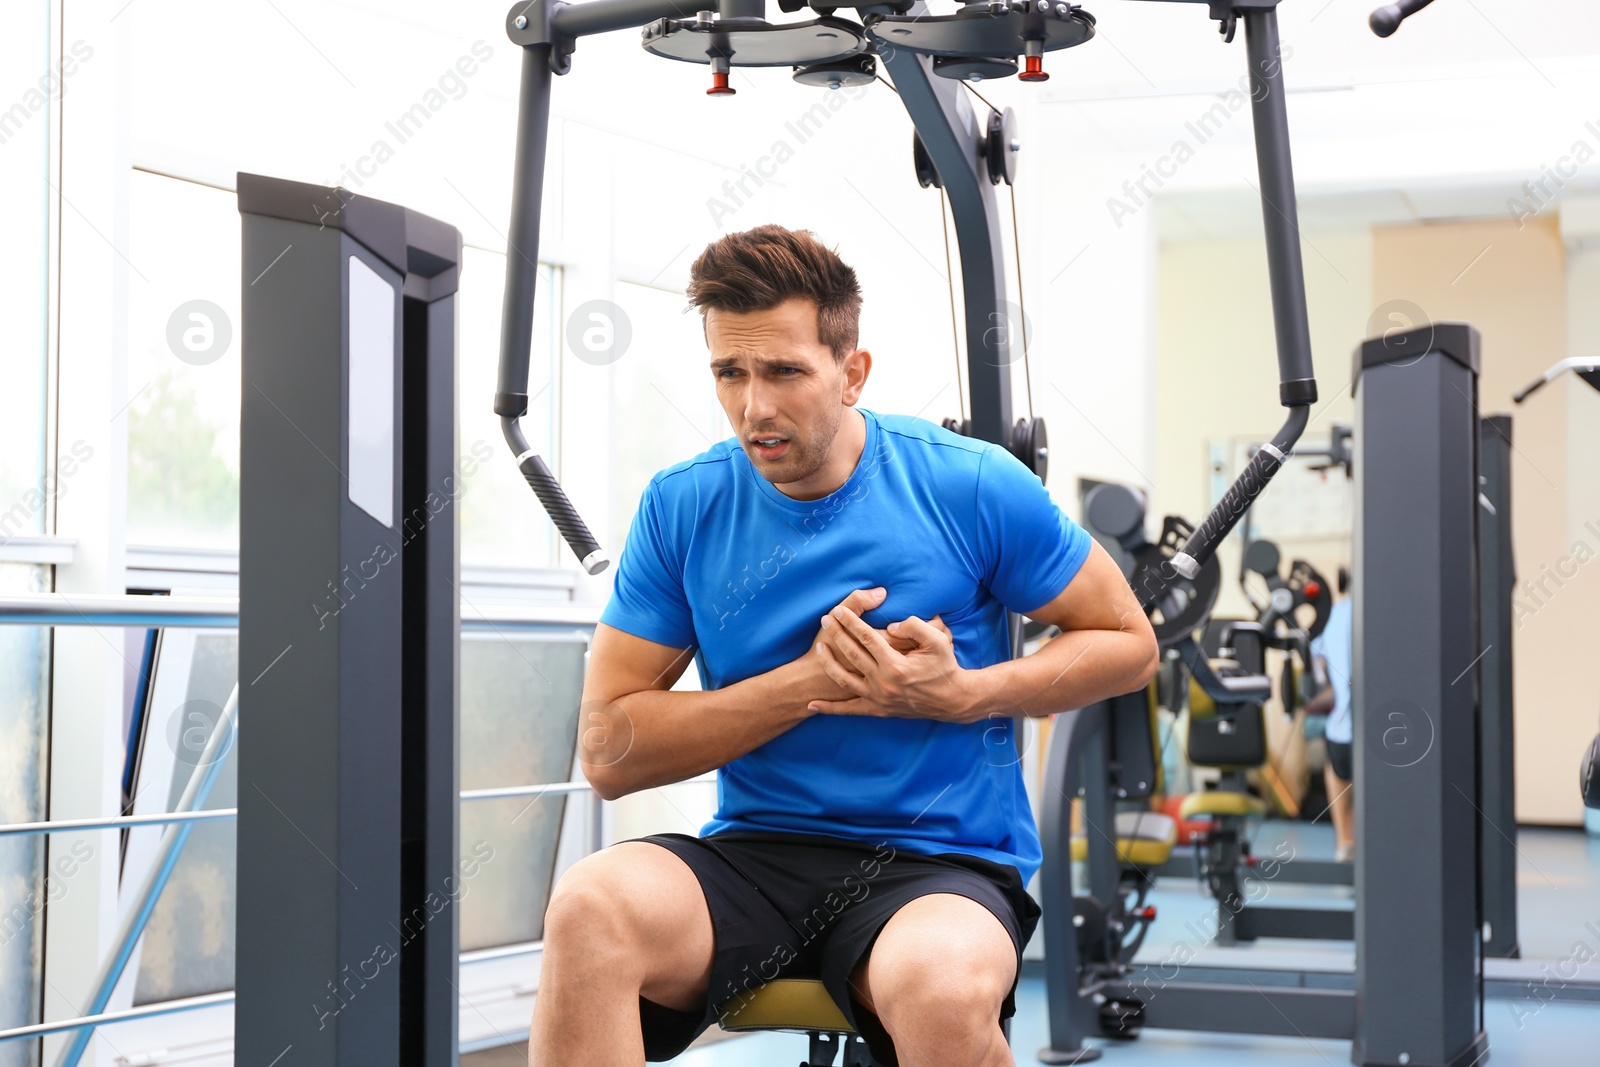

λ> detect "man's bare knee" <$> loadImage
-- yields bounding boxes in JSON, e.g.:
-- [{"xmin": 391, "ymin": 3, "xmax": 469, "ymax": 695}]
[
  {"xmin": 541, "ymin": 842, "xmax": 715, "ymax": 1013},
  {"xmin": 855, "ymin": 895, "xmax": 1014, "ymax": 1034}
]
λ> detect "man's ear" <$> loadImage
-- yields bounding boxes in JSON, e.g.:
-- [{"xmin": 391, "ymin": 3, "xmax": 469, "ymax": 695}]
[{"xmin": 840, "ymin": 348, "xmax": 872, "ymax": 404}]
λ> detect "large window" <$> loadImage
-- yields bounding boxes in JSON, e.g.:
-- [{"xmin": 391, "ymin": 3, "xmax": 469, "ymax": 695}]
[
  {"xmin": 0, "ymin": 3, "xmax": 58, "ymax": 1058},
  {"xmin": 125, "ymin": 172, "xmax": 242, "ymax": 549},
  {"xmin": 458, "ymin": 633, "xmax": 585, "ymax": 949},
  {"xmin": 0, "ymin": 5, "xmax": 51, "ymax": 544},
  {"xmin": 606, "ymin": 280, "xmax": 725, "ymax": 552},
  {"xmin": 124, "ymin": 172, "xmax": 560, "ymax": 566},
  {"xmin": 0, "ymin": 567, "xmax": 51, "ymax": 1061},
  {"xmin": 126, "ymin": 630, "xmax": 239, "ymax": 1004},
  {"xmin": 115, "ymin": 625, "xmax": 588, "ymax": 1006},
  {"xmin": 458, "ymin": 253, "xmax": 559, "ymax": 569}
]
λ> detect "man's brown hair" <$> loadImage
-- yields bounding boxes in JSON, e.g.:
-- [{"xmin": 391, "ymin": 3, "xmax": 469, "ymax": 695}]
[{"xmin": 685, "ymin": 225, "xmax": 863, "ymax": 363}]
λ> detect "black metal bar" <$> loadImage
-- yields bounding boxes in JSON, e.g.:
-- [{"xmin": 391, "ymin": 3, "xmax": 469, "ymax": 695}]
[
  {"xmin": 549, "ymin": 0, "xmax": 699, "ymax": 40},
  {"xmin": 494, "ymin": 42, "xmax": 552, "ymax": 422},
  {"xmin": 1146, "ymin": 404, "xmax": 1307, "ymax": 600},
  {"xmin": 401, "ymin": 283, "xmax": 463, "ymax": 1066},
  {"xmin": 496, "ymin": 39, "xmax": 609, "ymax": 572},
  {"xmin": 1157, "ymin": 852, "xmax": 1353, "ymax": 886},
  {"xmin": 1242, "ymin": 8, "xmax": 1316, "ymax": 405},
  {"xmin": 1112, "ymin": 981, "xmax": 1355, "ymax": 1040},
  {"xmin": 875, "ymin": 13, "xmax": 1013, "ymax": 446},
  {"xmin": 1370, "ymin": 0, "xmax": 1438, "ymax": 37},
  {"xmin": 1234, "ymin": 905, "xmax": 1355, "ymax": 943},
  {"xmin": 1122, "ymin": 4, "xmax": 1314, "ymax": 596},
  {"xmin": 1477, "ymin": 414, "xmax": 1519, "ymax": 959},
  {"xmin": 1038, "ymin": 704, "xmax": 1105, "ymax": 1062}
]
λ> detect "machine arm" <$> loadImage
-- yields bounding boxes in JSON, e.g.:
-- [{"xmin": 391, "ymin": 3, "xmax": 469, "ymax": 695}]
[{"xmin": 494, "ymin": 0, "xmax": 690, "ymax": 575}]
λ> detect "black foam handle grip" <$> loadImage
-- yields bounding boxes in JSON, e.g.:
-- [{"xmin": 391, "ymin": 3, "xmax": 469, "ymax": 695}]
[
  {"xmin": 1512, "ymin": 376, "xmax": 1547, "ymax": 405},
  {"xmin": 1370, "ymin": 0, "xmax": 1436, "ymax": 37},
  {"xmin": 520, "ymin": 454, "xmax": 610, "ymax": 575},
  {"xmin": 1181, "ymin": 446, "xmax": 1287, "ymax": 575}
]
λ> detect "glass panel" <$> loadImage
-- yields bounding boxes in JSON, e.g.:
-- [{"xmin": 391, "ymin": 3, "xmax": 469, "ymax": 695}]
[
  {"xmin": 0, "ymin": 1, "xmax": 52, "ymax": 537},
  {"xmin": 458, "ymin": 253, "xmax": 558, "ymax": 568},
  {"xmin": 608, "ymin": 281, "xmax": 724, "ymax": 550},
  {"xmin": 458, "ymin": 634, "xmax": 585, "ymax": 950},
  {"xmin": 125, "ymin": 172, "xmax": 242, "ymax": 549},
  {"xmin": 0, "ymin": 565, "xmax": 52, "ymax": 1062},
  {"xmin": 132, "ymin": 632, "xmax": 238, "ymax": 1004}
]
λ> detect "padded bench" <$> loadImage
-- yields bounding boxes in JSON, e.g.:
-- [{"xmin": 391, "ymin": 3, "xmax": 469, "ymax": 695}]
[
  {"xmin": 1069, "ymin": 810, "xmax": 1178, "ymax": 868},
  {"xmin": 1178, "ymin": 790, "xmax": 1267, "ymax": 820},
  {"xmin": 718, "ymin": 978, "xmax": 885, "ymax": 1067}
]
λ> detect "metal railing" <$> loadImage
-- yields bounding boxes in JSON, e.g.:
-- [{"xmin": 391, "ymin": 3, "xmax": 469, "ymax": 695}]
[
  {"xmin": 0, "ymin": 592, "xmax": 641, "ymax": 1051},
  {"xmin": 0, "ymin": 592, "xmax": 601, "ymax": 632},
  {"xmin": 0, "ymin": 778, "xmax": 715, "ymax": 839}
]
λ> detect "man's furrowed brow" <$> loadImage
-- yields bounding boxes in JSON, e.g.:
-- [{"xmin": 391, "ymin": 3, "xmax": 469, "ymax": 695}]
[{"xmin": 711, "ymin": 354, "xmax": 801, "ymax": 371}]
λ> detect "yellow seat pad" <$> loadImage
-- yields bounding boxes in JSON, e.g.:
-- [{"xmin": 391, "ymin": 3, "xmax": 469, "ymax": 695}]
[
  {"xmin": 718, "ymin": 978, "xmax": 854, "ymax": 1033},
  {"xmin": 1069, "ymin": 812, "xmax": 1177, "ymax": 868},
  {"xmin": 1179, "ymin": 791, "xmax": 1267, "ymax": 819}
]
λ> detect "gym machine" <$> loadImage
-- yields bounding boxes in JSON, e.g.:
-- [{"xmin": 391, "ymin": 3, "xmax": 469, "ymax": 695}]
[
  {"xmin": 493, "ymin": 0, "xmax": 1066, "ymax": 578},
  {"xmin": 493, "ymin": 0, "xmax": 1313, "ymax": 1064},
  {"xmin": 1042, "ymin": 320, "xmax": 1494, "ymax": 1065},
  {"xmin": 1079, "ymin": 435, "xmax": 1521, "ymax": 967},
  {"xmin": 1513, "ymin": 357, "xmax": 1600, "ymax": 814},
  {"xmin": 484, "ymin": 0, "xmax": 1496, "ymax": 1066},
  {"xmin": 234, "ymin": 175, "xmax": 464, "ymax": 1067}
]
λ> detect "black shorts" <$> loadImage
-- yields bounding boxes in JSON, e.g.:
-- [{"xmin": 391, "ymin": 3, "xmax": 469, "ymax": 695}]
[
  {"xmin": 1327, "ymin": 739, "xmax": 1353, "ymax": 782},
  {"xmin": 627, "ymin": 830, "xmax": 1041, "ymax": 1064}
]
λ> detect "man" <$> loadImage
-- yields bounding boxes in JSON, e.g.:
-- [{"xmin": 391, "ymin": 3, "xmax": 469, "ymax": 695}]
[
  {"xmin": 529, "ymin": 225, "xmax": 1159, "ymax": 1067},
  {"xmin": 1306, "ymin": 567, "xmax": 1354, "ymax": 862}
]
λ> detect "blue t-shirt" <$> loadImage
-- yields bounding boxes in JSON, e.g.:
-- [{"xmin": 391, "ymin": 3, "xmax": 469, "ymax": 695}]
[
  {"xmin": 599, "ymin": 408, "xmax": 1092, "ymax": 884},
  {"xmin": 1310, "ymin": 597, "xmax": 1353, "ymax": 744}
]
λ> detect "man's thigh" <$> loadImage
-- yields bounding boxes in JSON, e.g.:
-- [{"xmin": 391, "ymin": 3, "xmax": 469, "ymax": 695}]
[{"xmin": 546, "ymin": 839, "xmax": 715, "ymax": 1012}]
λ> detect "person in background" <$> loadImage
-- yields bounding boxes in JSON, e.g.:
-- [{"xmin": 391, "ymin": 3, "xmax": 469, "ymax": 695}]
[{"xmin": 1306, "ymin": 566, "xmax": 1354, "ymax": 862}]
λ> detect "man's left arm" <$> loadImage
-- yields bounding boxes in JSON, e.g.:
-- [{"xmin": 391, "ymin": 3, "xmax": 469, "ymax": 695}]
[
  {"xmin": 962, "ymin": 538, "xmax": 1159, "ymax": 719},
  {"xmin": 811, "ymin": 538, "xmax": 1158, "ymax": 724}
]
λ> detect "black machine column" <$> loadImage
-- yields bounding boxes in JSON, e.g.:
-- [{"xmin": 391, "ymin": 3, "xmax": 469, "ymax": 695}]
[
  {"xmin": 1477, "ymin": 414, "xmax": 1518, "ymax": 959},
  {"xmin": 1351, "ymin": 323, "xmax": 1486, "ymax": 1067},
  {"xmin": 237, "ymin": 174, "xmax": 462, "ymax": 1067},
  {"xmin": 874, "ymin": 24, "xmax": 1014, "ymax": 446}
]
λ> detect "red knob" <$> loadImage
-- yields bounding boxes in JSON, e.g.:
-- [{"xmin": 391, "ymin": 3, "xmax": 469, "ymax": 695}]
[
  {"xmin": 707, "ymin": 70, "xmax": 735, "ymax": 96},
  {"xmin": 1138, "ymin": 906, "xmax": 1157, "ymax": 921},
  {"xmin": 1244, "ymin": 854, "xmax": 1258, "ymax": 867},
  {"xmin": 1304, "ymin": 580, "xmax": 1322, "ymax": 599},
  {"xmin": 1019, "ymin": 55, "xmax": 1049, "ymax": 83}
]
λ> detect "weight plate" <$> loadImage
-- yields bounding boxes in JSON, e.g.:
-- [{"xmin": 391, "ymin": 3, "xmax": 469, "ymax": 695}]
[
  {"xmin": 643, "ymin": 15, "xmax": 869, "ymax": 66},
  {"xmin": 936, "ymin": 54, "xmax": 1018, "ymax": 83},
  {"xmin": 792, "ymin": 55, "xmax": 877, "ymax": 87},
  {"xmin": 1009, "ymin": 416, "xmax": 1047, "ymax": 482},
  {"xmin": 1241, "ymin": 538, "xmax": 1281, "ymax": 578},
  {"xmin": 865, "ymin": 4, "xmax": 1094, "ymax": 60},
  {"xmin": 1083, "ymin": 483, "xmax": 1146, "ymax": 546}
]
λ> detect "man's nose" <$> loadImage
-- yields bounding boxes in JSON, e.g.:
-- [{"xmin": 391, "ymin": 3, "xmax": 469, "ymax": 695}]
[{"xmin": 743, "ymin": 378, "xmax": 778, "ymax": 425}]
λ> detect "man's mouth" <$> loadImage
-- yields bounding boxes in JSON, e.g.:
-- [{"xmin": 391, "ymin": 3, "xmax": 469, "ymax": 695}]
[{"xmin": 749, "ymin": 435, "xmax": 790, "ymax": 461}]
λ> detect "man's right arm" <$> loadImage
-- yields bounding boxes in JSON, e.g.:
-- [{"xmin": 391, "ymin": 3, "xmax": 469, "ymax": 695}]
[
  {"xmin": 579, "ymin": 588, "xmax": 898, "ymax": 801},
  {"xmin": 576, "ymin": 625, "xmax": 821, "ymax": 801}
]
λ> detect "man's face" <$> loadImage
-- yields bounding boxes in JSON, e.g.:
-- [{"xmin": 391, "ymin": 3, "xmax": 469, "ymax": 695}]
[{"xmin": 706, "ymin": 297, "xmax": 867, "ymax": 494}]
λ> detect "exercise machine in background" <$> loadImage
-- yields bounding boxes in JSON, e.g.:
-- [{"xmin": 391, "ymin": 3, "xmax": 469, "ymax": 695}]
[
  {"xmin": 1042, "ymin": 323, "xmax": 1500, "ymax": 1066},
  {"xmin": 1513, "ymin": 359, "xmax": 1600, "ymax": 815}
]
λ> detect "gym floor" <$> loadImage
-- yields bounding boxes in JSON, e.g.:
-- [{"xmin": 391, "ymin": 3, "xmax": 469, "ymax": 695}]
[{"xmin": 464, "ymin": 824, "xmax": 1600, "ymax": 1065}]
